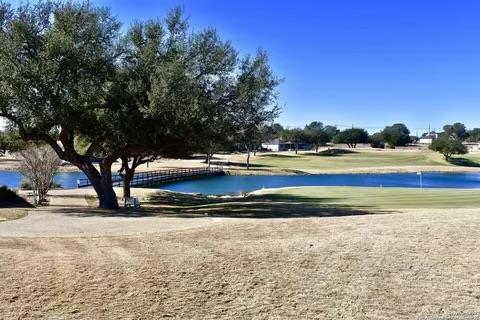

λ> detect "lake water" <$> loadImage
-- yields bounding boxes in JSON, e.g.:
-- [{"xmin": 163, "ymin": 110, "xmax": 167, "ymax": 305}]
[
  {"xmin": 159, "ymin": 172, "xmax": 480, "ymax": 195},
  {"xmin": 0, "ymin": 171, "xmax": 86, "ymax": 189},
  {"xmin": 2, "ymin": 170, "xmax": 480, "ymax": 194}
]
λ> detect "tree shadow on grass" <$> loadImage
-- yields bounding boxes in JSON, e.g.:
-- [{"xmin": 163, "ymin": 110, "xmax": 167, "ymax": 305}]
[
  {"xmin": 447, "ymin": 157, "xmax": 480, "ymax": 168},
  {"xmin": 222, "ymin": 161, "xmax": 270, "ymax": 168},
  {"xmin": 305, "ymin": 149, "xmax": 358, "ymax": 157},
  {"xmin": 258, "ymin": 154, "xmax": 298, "ymax": 159},
  {"xmin": 54, "ymin": 191, "xmax": 394, "ymax": 219}
]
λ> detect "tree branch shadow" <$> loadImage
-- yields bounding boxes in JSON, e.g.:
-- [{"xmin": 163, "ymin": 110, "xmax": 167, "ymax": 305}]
[
  {"xmin": 53, "ymin": 191, "xmax": 394, "ymax": 219},
  {"xmin": 447, "ymin": 157, "xmax": 480, "ymax": 167},
  {"xmin": 305, "ymin": 149, "xmax": 358, "ymax": 157}
]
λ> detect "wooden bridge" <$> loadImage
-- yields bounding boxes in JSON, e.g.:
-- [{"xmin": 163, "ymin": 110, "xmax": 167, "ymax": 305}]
[{"xmin": 77, "ymin": 167, "xmax": 225, "ymax": 188}]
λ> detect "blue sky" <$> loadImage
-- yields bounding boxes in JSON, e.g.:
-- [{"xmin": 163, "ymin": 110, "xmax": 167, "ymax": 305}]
[{"xmin": 8, "ymin": 0, "xmax": 480, "ymax": 134}]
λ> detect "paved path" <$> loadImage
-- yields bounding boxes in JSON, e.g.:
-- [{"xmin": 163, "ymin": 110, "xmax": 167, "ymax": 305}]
[
  {"xmin": 0, "ymin": 210, "xmax": 222, "ymax": 237},
  {"xmin": 0, "ymin": 189, "xmax": 224, "ymax": 238}
]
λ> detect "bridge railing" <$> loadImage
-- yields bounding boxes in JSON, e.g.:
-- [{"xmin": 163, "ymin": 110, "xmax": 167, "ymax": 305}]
[{"xmin": 77, "ymin": 166, "xmax": 224, "ymax": 188}]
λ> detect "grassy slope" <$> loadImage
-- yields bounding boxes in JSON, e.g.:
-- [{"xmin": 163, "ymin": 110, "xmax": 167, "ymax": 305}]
[
  {"xmin": 252, "ymin": 149, "xmax": 480, "ymax": 171},
  {"xmin": 257, "ymin": 186, "xmax": 480, "ymax": 209}
]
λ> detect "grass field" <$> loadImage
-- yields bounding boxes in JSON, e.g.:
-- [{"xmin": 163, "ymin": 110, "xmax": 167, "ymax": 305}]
[
  {"xmin": 251, "ymin": 149, "xmax": 480, "ymax": 172},
  {"xmin": 80, "ymin": 186, "xmax": 480, "ymax": 220},
  {"xmin": 2, "ymin": 187, "xmax": 480, "ymax": 318},
  {"xmin": 256, "ymin": 186, "xmax": 480, "ymax": 209}
]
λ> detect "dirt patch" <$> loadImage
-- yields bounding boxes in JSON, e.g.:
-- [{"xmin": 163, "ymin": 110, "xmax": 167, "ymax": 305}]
[{"xmin": 1, "ymin": 208, "xmax": 480, "ymax": 319}]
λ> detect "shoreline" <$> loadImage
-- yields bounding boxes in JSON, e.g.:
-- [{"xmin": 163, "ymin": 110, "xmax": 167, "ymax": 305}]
[{"xmin": 2, "ymin": 165, "xmax": 480, "ymax": 175}]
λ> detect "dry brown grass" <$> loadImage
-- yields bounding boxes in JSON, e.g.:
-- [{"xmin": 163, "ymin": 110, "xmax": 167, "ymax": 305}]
[
  {"xmin": 0, "ymin": 208, "xmax": 28, "ymax": 221},
  {"xmin": 1, "ymin": 208, "xmax": 480, "ymax": 319}
]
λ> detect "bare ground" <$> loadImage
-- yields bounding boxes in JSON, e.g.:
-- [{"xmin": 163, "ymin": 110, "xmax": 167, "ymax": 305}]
[{"xmin": 1, "ymin": 201, "xmax": 480, "ymax": 319}]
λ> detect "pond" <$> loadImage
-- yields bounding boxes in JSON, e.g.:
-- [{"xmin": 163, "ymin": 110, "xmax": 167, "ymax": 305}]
[
  {"xmin": 158, "ymin": 172, "xmax": 480, "ymax": 195},
  {"xmin": 2, "ymin": 170, "xmax": 480, "ymax": 194},
  {"xmin": 0, "ymin": 171, "xmax": 86, "ymax": 189}
]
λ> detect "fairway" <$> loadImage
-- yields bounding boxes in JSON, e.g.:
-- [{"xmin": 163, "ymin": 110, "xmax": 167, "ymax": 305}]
[
  {"xmin": 255, "ymin": 186, "xmax": 480, "ymax": 209},
  {"xmin": 251, "ymin": 149, "xmax": 480, "ymax": 172}
]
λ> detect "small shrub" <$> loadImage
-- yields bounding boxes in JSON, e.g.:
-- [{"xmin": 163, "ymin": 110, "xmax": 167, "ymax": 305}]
[
  {"xmin": 20, "ymin": 180, "xmax": 62, "ymax": 190},
  {"xmin": 16, "ymin": 144, "xmax": 61, "ymax": 204},
  {"xmin": 0, "ymin": 185, "xmax": 18, "ymax": 202}
]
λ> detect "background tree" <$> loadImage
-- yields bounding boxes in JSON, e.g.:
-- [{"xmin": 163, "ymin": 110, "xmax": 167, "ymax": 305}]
[
  {"xmin": 281, "ymin": 128, "xmax": 306, "ymax": 154},
  {"xmin": 467, "ymin": 128, "xmax": 480, "ymax": 142},
  {"xmin": 258, "ymin": 123, "xmax": 284, "ymax": 144},
  {"xmin": 442, "ymin": 122, "xmax": 468, "ymax": 141},
  {"xmin": 381, "ymin": 123, "xmax": 411, "ymax": 148},
  {"xmin": 0, "ymin": 132, "xmax": 6, "ymax": 155},
  {"xmin": 333, "ymin": 128, "xmax": 369, "ymax": 148},
  {"xmin": 429, "ymin": 137, "xmax": 468, "ymax": 161},
  {"xmin": 232, "ymin": 51, "xmax": 281, "ymax": 169},
  {"xmin": 369, "ymin": 132, "xmax": 385, "ymax": 148},
  {"xmin": 323, "ymin": 125, "xmax": 340, "ymax": 143},
  {"xmin": 16, "ymin": 144, "xmax": 60, "ymax": 204},
  {"xmin": 0, "ymin": 127, "xmax": 26, "ymax": 155},
  {"xmin": 304, "ymin": 121, "xmax": 329, "ymax": 152}
]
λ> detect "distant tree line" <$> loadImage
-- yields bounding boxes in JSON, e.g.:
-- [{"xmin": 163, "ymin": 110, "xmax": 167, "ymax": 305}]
[{"xmin": 257, "ymin": 121, "xmax": 478, "ymax": 161}]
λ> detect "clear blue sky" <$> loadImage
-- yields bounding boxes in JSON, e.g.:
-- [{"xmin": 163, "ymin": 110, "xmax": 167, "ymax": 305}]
[{"xmin": 11, "ymin": 0, "xmax": 480, "ymax": 134}]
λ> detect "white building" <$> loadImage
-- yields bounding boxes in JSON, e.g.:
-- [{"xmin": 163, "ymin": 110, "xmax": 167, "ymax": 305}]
[
  {"xmin": 419, "ymin": 132, "xmax": 438, "ymax": 144},
  {"xmin": 261, "ymin": 139, "xmax": 310, "ymax": 152},
  {"xmin": 464, "ymin": 142, "xmax": 480, "ymax": 151}
]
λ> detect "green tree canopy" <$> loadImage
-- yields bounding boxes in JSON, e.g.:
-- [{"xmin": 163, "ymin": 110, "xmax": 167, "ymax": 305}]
[
  {"xmin": 304, "ymin": 121, "xmax": 329, "ymax": 152},
  {"xmin": 323, "ymin": 125, "xmax": 339, "ymax": 142},
  {"xmin": 0, "ymin": 126, "xmax": 26, "ymax": 154},
  {"xmin": 0, "ymin": 2, "xmax": 280, "ymax": 206},
  {"xmin": 281, "ymin": 128, "xmax": 306, "ymax": 154},
  {"xmin": 467, "ymin": 128, "xmax": 480, "ymax": 142},
  {"xmin": 429, "ymin": 137, "xmax": 468, "ymax": 161},
  {"xmin": 369, "ymin": 132, "xmax": 385, "ymax": 149},
  {"xmin": 442, "ymin": 123, "xmax": 468, "ymax": 141},
  {"xmin": 231, "ymin": 51, "xmax": 281, "ymax": 168},
  {"xmin": 381, "ymin": 123, "xmax": 411, "ymax": 148},
  {"xmin": 333, "ymin": 128, "xmax": 369, "ymax": 148}
]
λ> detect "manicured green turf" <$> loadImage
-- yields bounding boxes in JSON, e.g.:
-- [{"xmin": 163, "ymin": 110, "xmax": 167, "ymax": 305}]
[
  {"xmin": 259, "ymin": 186, "xmax": 480, "ymax": 209},
  {"xmin": 252, "ymin": 149, "xmax": 480, "ymax": 171}
]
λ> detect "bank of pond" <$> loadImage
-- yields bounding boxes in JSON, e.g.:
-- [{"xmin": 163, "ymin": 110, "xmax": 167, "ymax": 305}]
[{"xmin": 1, "ymin": 170, "xmax": 480, "ymax": 195}]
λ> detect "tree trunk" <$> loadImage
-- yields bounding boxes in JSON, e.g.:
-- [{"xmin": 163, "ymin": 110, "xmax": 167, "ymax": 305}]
[
  {"xmin": 246, "ymin": 146, "xmax": 251, "ymax": 170},
  {"xmin": 84, "ymin": 170, "xmax": 118, "ymax": 209},
  {"xmin": 75, "ymin": 159, "xmax": 118, "ymax": 209},
  {"xmin": 315, "ymin": 144, "xmax": 319, "ymax": 153},
  {"xmin": 122, "ymin": 170, "xmax": 134, "ymax": 199},
  {"xmin": 206, "ymin": 153, "xmax": 212, "ymax": 169},
  {"xmin": 253, "ymin": 147, "xmax": 257, "ymax": 156},
  {"xmin": 295, "ymin": 143, "xmax": 298, "ymax": 154},
  {"xmin": 22, "ymin": 130, "xmax": 120, "ymax": 209}
]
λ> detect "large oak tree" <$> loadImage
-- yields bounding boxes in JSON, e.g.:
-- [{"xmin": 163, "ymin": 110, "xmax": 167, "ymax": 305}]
[{"xmin": 0, "ymin": 2, "xmax": 281, "ymax": 207}]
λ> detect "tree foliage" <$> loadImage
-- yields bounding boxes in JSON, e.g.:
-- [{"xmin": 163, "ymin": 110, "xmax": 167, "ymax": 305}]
[
  {"xmin": 281, "ymin": 128, "xmax": 306, "ymax": 154},
  {"xmin": 381, "ymin": 123, "xmax": 411, "ymax": 148},
  {"xmin": 304, "ymin": 122, "xmax": 329, "ymax": 152},
  {"xmin": 369, "ymin": 132, "xmax": 385, "ymax": 148},
  {"xmin": 443, "ymin": 123, "xmax": 468, "ymax": 141},
  {"xmin": 0, "ymin": 2, "xmax": 280, "ymax": 206},
  {"xmin": 323, "ymin": 125, "xmax": 340, "ymax": 142},
  {"xmin": 333, "ymin": 128, "xmax": 369, "ymax": 148},
  {"xmin": 0, "ymin": 127, "xmax": 26, "ymax": 154},
  {"xmin": 232, "ymin": 51, "xmax": 281, "ymax": 167},
  {"xmin": 467, "ymin": 128, "xmax": 480, "ymax": 142},
  {"xmin": 429, "ymin": 137, "xmax": 468, "ymax": 160}
]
